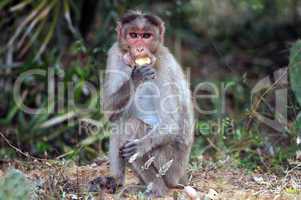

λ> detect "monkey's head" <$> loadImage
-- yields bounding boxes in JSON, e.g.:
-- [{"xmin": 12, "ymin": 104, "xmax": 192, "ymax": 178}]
[{"xmin": 116, "ymin": 10, "xmax": 165, "ymax": 64}]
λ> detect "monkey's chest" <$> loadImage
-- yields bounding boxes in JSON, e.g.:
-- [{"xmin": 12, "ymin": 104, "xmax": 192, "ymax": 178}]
[{"xmin": 130, "ymin": 81, "xmax": 160, "ymax": 126}]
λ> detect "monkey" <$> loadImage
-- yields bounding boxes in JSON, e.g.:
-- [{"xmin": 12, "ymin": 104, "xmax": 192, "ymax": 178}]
[{"xmin": 103, "ymin": 10, "xmax": 194, "ymax": 197}]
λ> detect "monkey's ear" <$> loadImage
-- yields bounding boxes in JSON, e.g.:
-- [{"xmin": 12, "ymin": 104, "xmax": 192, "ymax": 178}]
[
  {"xmin": 116, "ymin": 22, "xmax": 122, "ymax": 40},
  {"xmin": 159, "ymin": 22, "xmax": 165, "ymax": 43}
]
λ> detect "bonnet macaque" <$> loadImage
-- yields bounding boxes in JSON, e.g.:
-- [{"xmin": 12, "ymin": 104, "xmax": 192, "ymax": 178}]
[{"xmin": 103, "ymin": 10, "xmax": 194, "ymax": 197}]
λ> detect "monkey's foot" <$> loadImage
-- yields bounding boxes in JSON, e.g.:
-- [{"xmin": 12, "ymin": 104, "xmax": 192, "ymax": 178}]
[
  {"xmin": 145, "ymin": 182, "xmax": 168, "ymax": 198},
  {"xmin": 88, "ymin": 176, "xmax": 118, "ymax": 194}
]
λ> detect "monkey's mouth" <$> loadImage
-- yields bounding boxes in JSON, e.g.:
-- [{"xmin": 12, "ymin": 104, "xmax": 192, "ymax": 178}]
[{"xmin": 134, "ymin": 56, "xmax": 151, "ymax": 66}]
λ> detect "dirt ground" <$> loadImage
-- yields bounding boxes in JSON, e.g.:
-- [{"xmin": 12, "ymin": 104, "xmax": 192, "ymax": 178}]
[{"xmin": 0, "ymin": 159, "xmax": 300, "ymax": 200}]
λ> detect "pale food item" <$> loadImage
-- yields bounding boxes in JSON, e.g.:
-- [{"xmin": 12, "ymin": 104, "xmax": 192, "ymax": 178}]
[{"xmin": 135, "ymin": 56, "xmax": 151, "ymax": 66}]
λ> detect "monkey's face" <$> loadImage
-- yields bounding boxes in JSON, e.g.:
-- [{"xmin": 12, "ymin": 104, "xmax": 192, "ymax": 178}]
[
  {"xmin": 125, "ymin": 27, "xmax": 156, "ymax": 58},
  {"xmin": 121, "ymin": 21, "xmax": 160, "ymax": 59},
  {"xmin": 117, "ymin": 13, "xmax": 165, "ymax": 63}
]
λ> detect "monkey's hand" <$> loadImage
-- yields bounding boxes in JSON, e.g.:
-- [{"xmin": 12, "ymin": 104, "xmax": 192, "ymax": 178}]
[
  {"xmin": 120, "ymin": 139, "xmax": 150, "ymax": 161},
  {"xmin": 131, "ymin": 65, "xmax": 157, "ymax": 83}
]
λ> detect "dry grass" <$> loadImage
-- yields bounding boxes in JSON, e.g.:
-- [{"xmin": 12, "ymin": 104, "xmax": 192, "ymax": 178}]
[{"xmin": 0, "ymin": 159, "xmax": 300, "ymax": 200}]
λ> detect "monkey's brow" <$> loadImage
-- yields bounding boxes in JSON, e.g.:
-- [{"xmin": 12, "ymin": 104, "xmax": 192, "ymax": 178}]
[
  {"xmin": 121, "ymin": 14, "xmax": 139, "ymax": 24},
  {"xmin": 144, "ymin": 15, "xmax": 161, "ymax": 26}
]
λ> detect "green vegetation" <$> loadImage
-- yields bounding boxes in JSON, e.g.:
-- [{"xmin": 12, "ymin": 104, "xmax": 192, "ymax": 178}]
[
  {"xmin": 0, "ymin": 169, "xmax": 35, "ymax": 200},
  {"xmin": 0, "ymin": 0, "xmax": 300, "ymax": 172}
]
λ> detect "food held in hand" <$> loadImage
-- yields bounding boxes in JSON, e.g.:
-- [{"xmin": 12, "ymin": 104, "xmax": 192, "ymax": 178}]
[{"xmin": 135, "ymin": 56, "xmax": 151, "ymax": 66}]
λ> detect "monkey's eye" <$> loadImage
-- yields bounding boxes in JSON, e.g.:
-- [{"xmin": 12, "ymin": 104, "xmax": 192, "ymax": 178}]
[
  {"xmin": 142, "ymin": 33, "xmax": 152, "ymax": 39},
  {"xmin": 129, "ymin": 32, "xmax": 138, "ymax": 38}
]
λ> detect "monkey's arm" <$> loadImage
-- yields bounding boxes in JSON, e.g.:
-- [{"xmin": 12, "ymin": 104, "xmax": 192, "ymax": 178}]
[
  {"xmin": 121, "ymin": 126, "xmax": 187, "ymax": 159},
  {"xmin": 103, "ymin": 66, "xmax": 157, "ymax": 121},
  {"xmin": 103, "ymin": 43, "xmax": 134, "ymax": 121},
  {"xmin": 103, "ymin": 77, "xmax": 132, "ymax": 121},
  {"xmin": 121, "ymin": 105, "xmax": 194, "ymax": 159},
  {"xmin": 103, "ymin": 51, "xmax": 157, "ymax": 121}
]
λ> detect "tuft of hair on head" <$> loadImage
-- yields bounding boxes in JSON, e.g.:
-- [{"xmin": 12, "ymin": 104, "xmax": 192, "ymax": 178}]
[
  {"xmin": 119, "ymin": 10, "xmax": 143, "ymax": 25},
  {"xmin": 128, "ymin": 9, "xmax": 143, "ymax": 15},
  {"xmin": 119, "ymin": 10, "xmax": 163, "ymax": 26}
]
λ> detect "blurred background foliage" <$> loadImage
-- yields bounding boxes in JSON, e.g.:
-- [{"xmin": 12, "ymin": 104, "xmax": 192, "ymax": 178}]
[{"xmin": 0, "ymin": 0, "xmax": 300, "ymax": 172}]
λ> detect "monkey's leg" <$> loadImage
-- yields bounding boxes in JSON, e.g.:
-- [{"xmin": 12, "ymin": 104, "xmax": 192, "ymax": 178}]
[
  {"xmin": 130, "ymin": 157, "xmax": 168, "ymax": 197},
  {"xmin": 123, "ymin": 118, "xmax": 168, "ymax": 197},
  {"xmin": 109, "ymin": 131, "xmax": 125, "ymax": 187},
  {"xmin": 152, "ymin": 145, "xmax": 190, "ymax": 188}
]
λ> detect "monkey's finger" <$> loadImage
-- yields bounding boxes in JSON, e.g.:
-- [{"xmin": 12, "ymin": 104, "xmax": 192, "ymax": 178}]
[
  {"xmin": 120, "ymin": 145, "xmax": 136, "ymax": 153},
  {"xmin": 120, "ymin": 148, "xmax": 137, "ymax": 157},
  {"xmin": 123, "ymin": 141, "xmax": 138, "ymax": 148},
  {"xmin": 144, "ymin": 72, "xmax": 156, "ymax": 80},
  {"xmin": 139, "ymin": 66, "xmax": 154, "ymax": 73},
  {"xmin": 139, "ymin": 65, "xmax": 151, "ymax": 70},
  {"xmin": 121, "ymin": 146, "xmax": 137, "ymax": 154},
  {"xmin": 121, "ymin": 150, "xmax": 136, "ymax": 159},
  {"xmin": 122, "ymin": 150, "xmax": 135, "ymax": 157},
  {"xmin": 138, "ymin": 68, "xmax": 155, "ymax": 79},
  {"xmin": 143, "ymin": 70, "xmax": 155, "ymax": 76},
  {"xmin": 144, "ymin": 76, "xmax": 156, "ymax": 81},
  {"xmin": 121, "ymin": 145, "xmax": 137, "ymax": 154}
]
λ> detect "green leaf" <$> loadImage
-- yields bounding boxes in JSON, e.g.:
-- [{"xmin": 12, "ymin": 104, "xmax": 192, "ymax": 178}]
[
  {"xmin": 70, "ymin": 40, "xmax": 87, "ymax": 54},
  {"xmin": 196, "ymin": 121, "xmax": 211, "ymax": 136},
  {"xmin": 294, "ymin": 113, "xmax": 301, "ymax": 133},
  {"xmin": 0, "ymin": 0, "xmax": 10, "ymax": 10},
  {"xmin": 289, "ymin": 40, "xmax": 301, "ymax": 106},
  {"xmin": 0, "ymin": 102, "xmax": 19, "ymax": 125},
  {"xmin": 36, "ymin": 142, "xmax": 51, "ymax": 153},
  {"xmin": 35, "ymin": 0, "xmax": 59, "ymax": 60}
]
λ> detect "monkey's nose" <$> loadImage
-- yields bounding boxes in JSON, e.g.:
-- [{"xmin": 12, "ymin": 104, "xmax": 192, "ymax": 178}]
[{"xmin": 136, "ymin": 47, "xmax": 144, "ymax": 53}]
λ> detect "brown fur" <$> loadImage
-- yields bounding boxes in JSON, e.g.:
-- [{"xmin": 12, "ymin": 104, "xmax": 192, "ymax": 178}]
[{"xmin": 103, "ymin": 11, "xmax": 194, "ymax": 197}]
